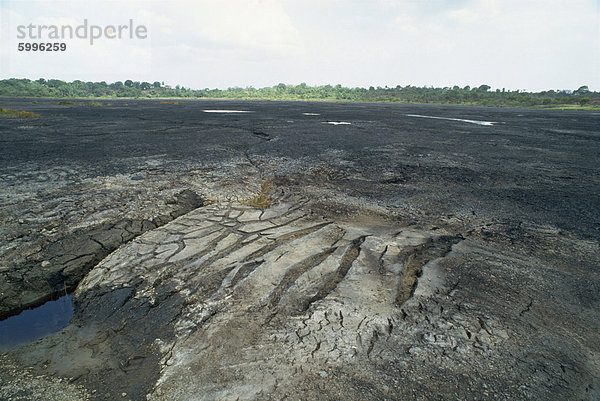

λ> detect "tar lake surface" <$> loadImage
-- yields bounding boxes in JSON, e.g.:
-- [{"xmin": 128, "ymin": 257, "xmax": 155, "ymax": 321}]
[{"xmin": 0, "ymin": 99, "xmax": 598, "ymax": 400}]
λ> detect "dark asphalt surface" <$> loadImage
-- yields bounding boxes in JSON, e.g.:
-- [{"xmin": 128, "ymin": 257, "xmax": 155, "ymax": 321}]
[
  {"xmin": 1, "ymin": 97, "xmax": 598, "ymax": 240},
  {"xmin": 1, "ymin": 98, "xmax": 599, "ymax": 401}
]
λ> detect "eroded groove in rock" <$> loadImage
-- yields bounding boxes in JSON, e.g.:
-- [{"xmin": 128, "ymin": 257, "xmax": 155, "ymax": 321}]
[
  {"xmin": 188, "ymin": 264, "xmax": 240, "ymax": 301},
  {"xmin": 366, "ymin": 330, "xmax": 379, "ymax": 357},
  {"xmin": 251, "ymin": 131, "xmax": 271, "ymax": 141},
  {"xmin": 242, "ymin": 222, "xmax": 333, "ymax": 262},
  {"xmin": 187, "ymin": 233, "xmax": 248, "ymax": 273},
  {"xmin": 269, "ymin": 247, "xmax": 338, "ymax": 308},
  {"xmin": 394, "ymin": 235, "xmax": 463, "ymax": 306},
  {"xmin": 301, "ymin": 235, "xmax": 368, "ymax": 311},
  {"xmin": 179, "ymin": 229, "xmax": 230, "ymax": 260},
  {"xmin": 229, "ymin": 259, "xmax": 264, "ymax": 289}
]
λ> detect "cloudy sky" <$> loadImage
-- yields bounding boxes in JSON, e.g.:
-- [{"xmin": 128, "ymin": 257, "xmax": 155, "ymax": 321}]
[{"xmin": 1, "ymin": 0, "xmax": 598, "ymax": 91}]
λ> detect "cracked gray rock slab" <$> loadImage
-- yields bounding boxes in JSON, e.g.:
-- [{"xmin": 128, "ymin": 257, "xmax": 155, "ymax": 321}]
[
  {"xmin": 8, "ymin": 199, "xmax": 457, "ymax": 400},
  {"xmin": 0, "ymin": 192, "xmax": 598, "ymax": 400},
  {"xmin": 2, "ymin": 198, "xmax": 599, "ymax": 401},
  {"xmin": 0, "ymin": 186, "xmax": 205, "ymax": 320}
]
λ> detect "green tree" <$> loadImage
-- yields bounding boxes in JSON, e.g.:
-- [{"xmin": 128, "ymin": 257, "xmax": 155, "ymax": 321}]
[{"xmin": 578, "ymin": 97, "xmax": 591, "ymax": 106}]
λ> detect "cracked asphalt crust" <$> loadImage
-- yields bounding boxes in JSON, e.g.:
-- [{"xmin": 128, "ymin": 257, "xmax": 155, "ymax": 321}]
[
  {"xmin": 4, "ymin": 198, "xmax": 597, "ymax": 401},
  {"xmin": 1, "ymin": 99, "xmax": 599, "ymax": 400},
  {"xmin": 0, "ymin": 189, "xmax": 204, "ymax": 320}
]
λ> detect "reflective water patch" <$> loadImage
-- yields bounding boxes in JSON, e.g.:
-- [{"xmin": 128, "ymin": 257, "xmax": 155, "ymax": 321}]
[
  {"xmin": 406, "ymin": 114, "xmax": 497, "ymax": 126},
  {"xmin": 0, "ymin": 294, "xmax": 73, "ymax": 351},
  {"xmin": 202, "ymin": 110, "xmax": 252, "ymax": 113}
]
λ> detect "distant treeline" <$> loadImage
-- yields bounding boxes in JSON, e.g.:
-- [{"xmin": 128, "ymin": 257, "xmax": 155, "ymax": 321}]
[{"xmin": 0, "ymin": 78, "xmax": 597, "ymax": 108}]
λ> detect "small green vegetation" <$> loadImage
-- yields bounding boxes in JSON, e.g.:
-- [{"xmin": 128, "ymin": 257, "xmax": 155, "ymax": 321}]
[
  {"xmin": 539, "ymin": 104, "xmax": 600, "ymax": 111},
  {"xmin": 0, "ymin": 107, "xmax": 40, "ymax": 118},
  {"xmin": 59, "ymin": 101, "xmax": 103, "ymax": 106},
  {"xmin": 246, "ymin": 179, "xmax": 273, "ymax": 209}
]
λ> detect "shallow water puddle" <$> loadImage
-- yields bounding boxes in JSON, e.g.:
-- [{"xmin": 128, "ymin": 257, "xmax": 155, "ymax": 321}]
[
  {"xmin": 202, "ymin": 110, "xmax": 252, "ymax": 113},
  {"xmin": 406, "ymin": 114, "xmax": 497, "ymax": 126},
  {"xmin": 0, "ymin": 294, "xmax": 73, "ymax": 351}
]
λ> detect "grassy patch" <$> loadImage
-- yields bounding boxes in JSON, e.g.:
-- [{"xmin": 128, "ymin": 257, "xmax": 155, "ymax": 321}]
[
  {"xmin": 0, "ymin": 107, "xmax": 40, "ymax": 118},
  {"xmin": 537, "ymin": 104, "xmax": 600, "ymax": 110},
  {"xmin": 58, "ymin": 101, "xmax": 104, "ymax": 106},
  {"xmin": 245, "ymin": 179, "xmax": 273, "ymax": 208}
]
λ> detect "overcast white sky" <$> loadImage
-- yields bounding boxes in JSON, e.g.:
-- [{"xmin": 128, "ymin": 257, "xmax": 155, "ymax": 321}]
[{"xmin": 1, "ymin": 0, "xmax": 598, "ymax": 91}]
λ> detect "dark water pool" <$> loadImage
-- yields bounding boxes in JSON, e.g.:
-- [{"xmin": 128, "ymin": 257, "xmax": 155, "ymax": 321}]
[{"xmin": 0, "ymin": 294, "xmax": 74, "ymax": 351}]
